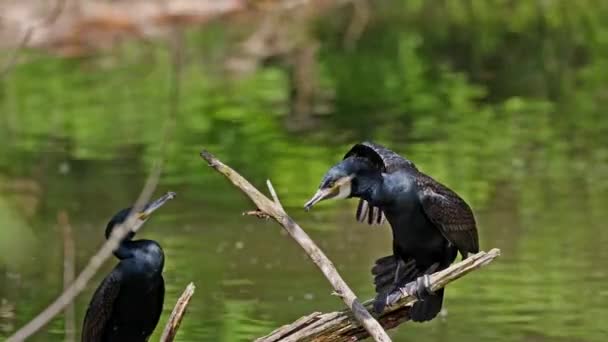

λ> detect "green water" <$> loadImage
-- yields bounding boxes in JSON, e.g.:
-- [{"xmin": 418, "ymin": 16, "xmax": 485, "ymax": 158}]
[{"xmin": 1, "ymin": 1, "xmax": 608, "ymax": 341}]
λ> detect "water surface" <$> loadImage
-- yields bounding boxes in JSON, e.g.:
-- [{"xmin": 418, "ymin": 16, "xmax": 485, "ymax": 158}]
[{"xmin": 1, "ymin": 2, "xmax": 608, "ymax": 341}]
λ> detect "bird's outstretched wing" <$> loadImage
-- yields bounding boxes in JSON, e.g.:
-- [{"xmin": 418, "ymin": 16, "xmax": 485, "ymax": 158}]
[
  {"xmin": 343, "ymin": 141, "xmax": 416, "ymax": 173},
  {"xmin": 416, "ymin": 173, "xmax": 479, "ymax": 258},
  {"xmin": 344, "ymin": 142, "xmax": 416, "ymax": 226},
  {"xmin": 82, "ymin": 270, "xmax": 122, "ymax": 342},
  {"xmin": 355, "ymin": 199, "xmax": 385, "ymax": 225}
]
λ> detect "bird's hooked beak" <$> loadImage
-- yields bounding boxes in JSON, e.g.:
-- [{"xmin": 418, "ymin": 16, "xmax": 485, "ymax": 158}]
[
  {"xmin": 137, "ymin": 191, "xmax": 177, "ymax": 221},
  {"xmin": 304, "ymin": 188, "xmax": 335, "ymax": 211},
  {"xmin": 304, "ymin": 175, "xmax": 353, "ymax": 211}
]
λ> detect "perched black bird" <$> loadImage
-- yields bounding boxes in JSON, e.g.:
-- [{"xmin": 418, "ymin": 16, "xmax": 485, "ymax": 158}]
[
  {"xmin": 305, "ymin": 142, "xmax": 479, "ymax": 322},
  {"xmin": 82, "ymin": 192, "xmax": 176, "ymax": 342}
]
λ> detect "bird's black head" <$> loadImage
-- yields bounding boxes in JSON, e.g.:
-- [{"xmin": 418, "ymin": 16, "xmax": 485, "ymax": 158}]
[
  {"xmin": 105, "ymin": 207, "xmax": 137, "ymax": 240},
  {"xmin": 304, "ymin": 156, "xmax": 376, "ymax": 210},
  {"xmin": 104, "ymin": 192, "xmax": 177, "ymax": 241}
]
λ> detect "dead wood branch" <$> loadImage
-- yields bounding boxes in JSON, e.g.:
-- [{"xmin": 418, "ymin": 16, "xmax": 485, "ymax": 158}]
[
  {"xmin": 199, "ymin": 150, "xmax": 392, "ymax": 342},
  {"xmin": 160, "ymin": 282, "xmax": 196, "ymax": 342},
  {"xmin": 256, "ymin": 248, "xmax": 501, "ymax": 342}
]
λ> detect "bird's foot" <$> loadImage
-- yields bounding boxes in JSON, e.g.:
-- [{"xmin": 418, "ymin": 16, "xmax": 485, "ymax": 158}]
[
  {"xmin": 374, "ymin": 275, "xmax": 434, "ymax": 313},
  {"xmin": 372, "ymin": 256, "xmax": 416, "ymax": 295},
  {"xmin": 397, "ymin": 274, "xmax": 434, "ymax": 301}
]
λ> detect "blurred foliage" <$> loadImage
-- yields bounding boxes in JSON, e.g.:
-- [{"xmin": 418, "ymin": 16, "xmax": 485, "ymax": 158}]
[{"xmin": 1, "ymin": 0, "xmax": 608, "ymax": 341}]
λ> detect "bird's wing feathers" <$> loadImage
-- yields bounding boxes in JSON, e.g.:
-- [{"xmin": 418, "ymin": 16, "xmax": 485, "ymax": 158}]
[
  {"xmin": 345, "ymin": 142, "xmax": 415, "ymax": 226},
  {"xmin": 416, "ymin": 174, "xmax": 479, "ymax": 257},
  {"xmin": 82, "ymin": 270, "xmax": 122, "ymax": 342},
  {"xmin": 343, "ymin": 141, "xmax": 416, "ymax": 173},
  {"xmin": 355, "ymin": 199, "xmax": 385, "ymax": 225},
  {"xmin": 343, "ymin": 142, "xmax": 479, "ymax": 256},
  {"xmin": 149, "ymin": 275, "xmax": 165, "ymax": 339}
]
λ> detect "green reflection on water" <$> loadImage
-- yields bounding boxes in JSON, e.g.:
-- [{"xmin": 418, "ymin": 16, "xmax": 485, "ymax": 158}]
[{"xmin": 2, "ymin": 1, "xmax": 608, "ymax": 341}]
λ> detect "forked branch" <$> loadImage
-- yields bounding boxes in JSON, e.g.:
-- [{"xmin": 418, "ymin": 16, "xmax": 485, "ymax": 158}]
[{"xmin": 200, "ymin": 150, "xmax": 392, "ymax": 342}]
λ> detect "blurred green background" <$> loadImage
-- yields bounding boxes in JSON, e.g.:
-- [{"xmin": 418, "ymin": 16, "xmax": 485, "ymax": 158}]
[{"xmin": 1, "ymin": 0, "xmax": 608, "ymax": 341}]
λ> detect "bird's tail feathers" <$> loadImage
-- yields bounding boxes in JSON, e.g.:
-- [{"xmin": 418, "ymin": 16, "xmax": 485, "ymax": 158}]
[
  {"xmin": 410, "ymin": 288, "xmax": 444, "ymax": 322},
  {"xmin": 372, "ymin": 256, "xmax": 444, "ymax": 322}
]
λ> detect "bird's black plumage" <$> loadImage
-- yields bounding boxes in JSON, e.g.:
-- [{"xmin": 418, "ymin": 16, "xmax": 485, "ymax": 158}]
[
  {"xmin": 306, "ymin": 142, "xmax": 479, "ymax": 322},
  {"xmin": 345, "ymin": 142, "xmax": 479, "ymax": 257},
  {"xmin": 82, "ymin": 193, "xmax": 174, "ymax": 342},
  {"xmin": 345, "ymin": 142, "xmax": 415, "ymax": 226}
]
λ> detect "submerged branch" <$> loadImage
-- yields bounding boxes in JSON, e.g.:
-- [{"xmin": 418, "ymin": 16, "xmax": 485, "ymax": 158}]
[
  {"xmin": 200, "ymin": 150, "xmax": 392, "ymax": 342},
  {"xmin": 160, "ymin": 282, "xmax": 196, "ymax": 342},
  {"xmin": 256, "ymin": 248, "xmax": 501, "ymax": 341}
]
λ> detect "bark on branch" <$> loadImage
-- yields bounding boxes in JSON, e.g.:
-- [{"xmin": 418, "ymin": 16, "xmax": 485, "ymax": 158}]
[
  {"xmin": 160, "ymin": 282, "xmax": 196, "ymax": 342},
  {"xmin": 199, "ymin": 150, "xmax": 392, "ymax": 342},
  {"xmin": 256, "ymin": 248, "xmax": 500, "ymax": 341}
]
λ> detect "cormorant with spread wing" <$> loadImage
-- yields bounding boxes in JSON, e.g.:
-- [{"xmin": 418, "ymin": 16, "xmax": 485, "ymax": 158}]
[
  {"xmin": 304, "ymin": 142, "xmax": 479, "ymax": 322},
  {"xmin": 82, "ymin": 191, "xmax": 176, "ymax": 341}
]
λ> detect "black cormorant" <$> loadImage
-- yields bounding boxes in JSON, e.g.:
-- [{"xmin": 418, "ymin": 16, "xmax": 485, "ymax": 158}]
[
  {"xmin": 81, "ymin": 191, "xmax": 176, "ymax": 342},
  {"xmin": 304, "ymin": 142, "xmax": 479, "ymax": 322}
]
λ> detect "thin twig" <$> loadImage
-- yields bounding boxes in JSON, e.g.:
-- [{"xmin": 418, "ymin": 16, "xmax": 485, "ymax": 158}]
[
  {"xmin": 244, "ymin": 210, "xmax": 272, "ymax": 219},
  {"xmin": 266, "ymin": 179, "xmax": 283, "ymax": 209},
  {"xmin": 200, "ymin": 150, "xmax": 392, "ymax": 342},
  {"xmin": 256, "ymin": 249, "xmax": 501, "ymax": 341},
  {"xmin": 0, "ymin": 0, "xmax": 67, "ymax": 79},
  {"xmin": 160, "ymin": 283, "xmax": 196, "ymax": 342},
  {"xmin": 58, "ymin": 211, "xmax": 76, "ymax": 342}
]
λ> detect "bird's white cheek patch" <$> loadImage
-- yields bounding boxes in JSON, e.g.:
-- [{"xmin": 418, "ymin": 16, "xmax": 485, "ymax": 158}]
[{"xmin": 335, "ymin": 182, "xmax": 352, "ymax": 200}]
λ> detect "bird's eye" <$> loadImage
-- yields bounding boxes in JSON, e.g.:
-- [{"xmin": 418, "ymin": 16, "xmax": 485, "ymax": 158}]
[{"xmin": 331, "ymin": 179, "xmax": 345, "ymax": 188}]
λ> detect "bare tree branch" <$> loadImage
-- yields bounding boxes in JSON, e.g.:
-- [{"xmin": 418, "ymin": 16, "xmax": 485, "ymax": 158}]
[
  {"xmin": 266, "ymin": 179, "xmax": 283, "ymax": 209},
  {"xmin": 256, "ymin": 249, "xmax": 501, "ymax": 341},
  {"xmin": 199, "ymin": 150, "xmax": 392, "ymax": 342},
  {"xmin": 160, "ymin": 282, "xmax": 196, "ymax": 342}
]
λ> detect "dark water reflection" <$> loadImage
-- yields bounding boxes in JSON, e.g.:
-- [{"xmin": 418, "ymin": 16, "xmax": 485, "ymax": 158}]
[{"xmin": 2, "ymin": 2, "xmax": 608, "ymax": 341}]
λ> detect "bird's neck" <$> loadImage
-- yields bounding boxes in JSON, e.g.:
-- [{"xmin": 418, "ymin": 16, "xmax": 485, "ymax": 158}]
[
  {"xmin": 114, "ymin": 240, "xmax": 164, "ymax": 271},
  {"xmin": 353, "ymin": 172, "xmax": 386, "ymax": 205},
  {"xmin": 114, "ymin": 240, "xmax": 136, "ymax": 259}
]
